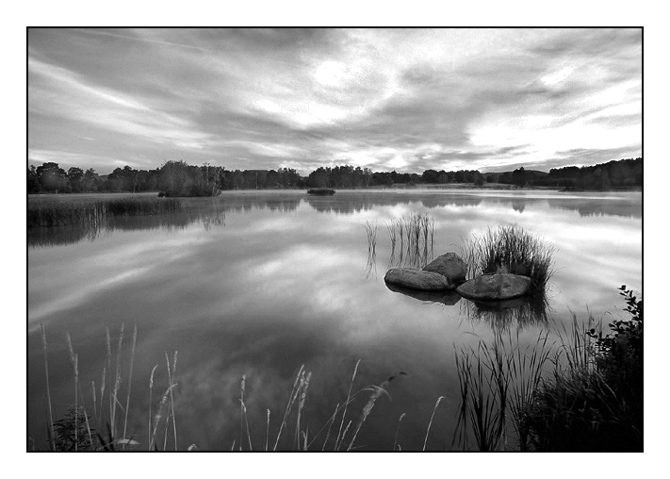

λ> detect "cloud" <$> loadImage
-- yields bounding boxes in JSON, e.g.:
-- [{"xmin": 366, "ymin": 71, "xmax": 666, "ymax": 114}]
[{"xmin": 28, "ymin": 28, "xmax": 642, "ymax": 174}]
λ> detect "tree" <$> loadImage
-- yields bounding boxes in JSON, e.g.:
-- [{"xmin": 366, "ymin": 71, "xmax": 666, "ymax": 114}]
[
  {"xmin": 36, "ymin": 162, "xmax": 67, "ymax": 193},
  {"xmin": 28, "ymin": 165, "xmax": 41, "ymax": 193},
  {"xmin": 159, "ymin": 160, "xmax": 189, "ymax": 196},
  {"xmin": 67, "ymin": 167, "xmax": 84, "ymax": 193}
]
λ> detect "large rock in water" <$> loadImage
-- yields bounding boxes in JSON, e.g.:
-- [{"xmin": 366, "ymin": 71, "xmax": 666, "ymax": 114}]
[
  {"xmin": 423, "ymin": 253, "xmax": 467, "ymax": 289},
  {"xmin": 384, "ymin": 268, "xmax": 450, "ymax": 291},
  {"xmin": 456, "ymin": 273, "xmax": 531, "ymax": 301}
]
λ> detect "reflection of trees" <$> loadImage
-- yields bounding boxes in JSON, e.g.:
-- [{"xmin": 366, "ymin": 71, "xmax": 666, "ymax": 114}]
[
  {"xmin": 306, "ymin": 193, "xmax": 483, "ymax": 214},
  {"xmin": 546, "ymin": 198, "xmax": 641, "ymax": 219},
  {"xmin": 27, "ymin": 224, "xmax": 106, "ymax": 248},
  {"xmin": 218, "ymin": 195, "xmax": 300, "ymax": 213},
  {"xmin": 28, "ymin": 194, "xmax": 305, "ymax": 248},
  {"xmin": 459, "ymin": 293, "xmax": 549, "ymax": 333}
]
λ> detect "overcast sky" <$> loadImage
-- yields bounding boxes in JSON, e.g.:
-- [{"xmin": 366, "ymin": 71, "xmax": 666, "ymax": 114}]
[{"xmin": 28, "ymin": 28, "xmax": 641, "ymax": 175}]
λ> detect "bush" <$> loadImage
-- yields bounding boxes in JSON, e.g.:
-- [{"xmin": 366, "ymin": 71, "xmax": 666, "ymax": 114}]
[{"xmin": 524, "ymin": 286, "xmax": 643, "ymax": 451}]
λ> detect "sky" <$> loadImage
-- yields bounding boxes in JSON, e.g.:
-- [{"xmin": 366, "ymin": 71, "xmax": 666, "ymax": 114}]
[{"xmin": 27, "ymin": 28, "xmax": 642, "ymax": 175}]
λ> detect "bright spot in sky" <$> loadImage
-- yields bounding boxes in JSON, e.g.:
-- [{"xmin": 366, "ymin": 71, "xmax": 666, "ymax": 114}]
[{"xmin": 314, "ymin": 60, "xmax": 348, "ymax": 87}]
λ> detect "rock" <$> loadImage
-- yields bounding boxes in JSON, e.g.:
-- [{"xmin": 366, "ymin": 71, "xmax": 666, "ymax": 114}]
[
  {"xmin": 456, "ymin": 273, "xmax": 531, "ymax": 301},
  {"xmin": 384, "ymin": 268, "xmax": 450, "ymax": 291},
  {"xmin": 423, "ymin": 253, "xmax": 467, "ymax": 288}
]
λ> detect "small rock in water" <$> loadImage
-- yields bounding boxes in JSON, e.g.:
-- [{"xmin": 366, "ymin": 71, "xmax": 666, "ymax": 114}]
[
  {"xmin": 456, "ymin": 273, "xmax": 531, "ymax": 301},
  {"xmin": 423, "ymin": 253, "xmax": 467, "ymax": 288},
  {"xmin": 384, "ymin": 268, "xmax": 450, "ymax": 291}
]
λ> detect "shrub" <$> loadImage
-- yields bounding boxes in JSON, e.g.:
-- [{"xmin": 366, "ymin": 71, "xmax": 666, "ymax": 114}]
[{"xmin": 524, "ymin": 286, "xmax": 643, "ymax": 451}]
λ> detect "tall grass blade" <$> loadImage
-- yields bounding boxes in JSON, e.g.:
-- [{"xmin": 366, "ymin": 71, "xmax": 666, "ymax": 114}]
[{"xmin": 40, "ymin": 324, "xmax": 55, "ymax": 451}]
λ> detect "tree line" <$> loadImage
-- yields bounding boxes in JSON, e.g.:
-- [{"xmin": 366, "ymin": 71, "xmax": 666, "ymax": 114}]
[{"xmin": 27, "ymin": 157, "xmax": 642, "ymax": 196}]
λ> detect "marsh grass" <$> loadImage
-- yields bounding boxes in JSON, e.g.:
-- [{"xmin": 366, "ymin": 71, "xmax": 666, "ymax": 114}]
[
  {"xmin": 27, "ymin": 197, "xmax": 183, "ymax": 228},
  {"xmin": 386, "ymin": 213, "xmax": 435, "ymax": 268},
  {"xmin": 41, "ymin": 323, "xmax": 176, "ymax": 451},
  {"xmin": 454, "ymin": 331, "xmax": 553, "ymax": 451},
  {"xmin": 464, "ymin": 225, "xmax": 555, "ymax": 293},
  {"xmin": 364, "ymin": 221, "xmax": 378, "ymax": 278},
  {"xmin": 523, "ymin": 307, "xmax": 643, "ymax": 452}
]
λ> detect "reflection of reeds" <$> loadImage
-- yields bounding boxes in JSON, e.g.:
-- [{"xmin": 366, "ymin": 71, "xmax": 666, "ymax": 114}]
[
  {"xmin": 364, "ymin": 221, "xmax": 378, "ymax": 278},
  {"xmin": 460, "ymin": 293, "xmax": 549, "ymax": 332},
  {"xmin": 386, "ymin": 213, "xmax": 435, "ymax": 268}
]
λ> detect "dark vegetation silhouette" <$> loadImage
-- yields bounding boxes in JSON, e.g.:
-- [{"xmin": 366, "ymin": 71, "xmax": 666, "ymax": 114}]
[{"xmin": 27, "ymin": 158, "xmax": 642, "ymax": 195}]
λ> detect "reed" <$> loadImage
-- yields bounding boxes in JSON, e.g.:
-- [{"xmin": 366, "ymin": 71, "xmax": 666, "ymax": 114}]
[
  {"xmin": 334, "ymin": 360, "xmax": 360, "ymax": 451},
  {"xmin": 386, "ymin": 213, "xmax": 435, "ymax": 268},
  {"xmin": 393, "ymin": 413, "xmax": 406, "ymax": 451},
  {"xmin": 122, "ymin": 325, "xmax": 137, "ymax": 449},
  {"xmin": 453, "ymin": 331, "xmax": 553, "ymax": 451},
  {"xmin": 27, "ymin": 197, "xmax": 183, "ymax": 228},
  {"xmin": 40, "ymin": 324, "xmax": 56, "ymax": 451},
  {"xmin": 423, "ymin": 396, "xmax": 445, "ymax": 451},
  {"xmin": 464, "ymin": 224, "xmax": 555, "ymax": 292}
]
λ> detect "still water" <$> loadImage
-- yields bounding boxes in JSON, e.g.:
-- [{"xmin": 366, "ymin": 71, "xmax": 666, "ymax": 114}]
[{"xmin": 27, "ymin": 189, "xmax": 642, "ymax": 451}]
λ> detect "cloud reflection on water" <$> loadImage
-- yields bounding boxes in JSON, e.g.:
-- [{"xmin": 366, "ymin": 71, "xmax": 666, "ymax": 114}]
[{"xmin": 27, "ymin": 189, "xmax": 641, "ymax": 450}]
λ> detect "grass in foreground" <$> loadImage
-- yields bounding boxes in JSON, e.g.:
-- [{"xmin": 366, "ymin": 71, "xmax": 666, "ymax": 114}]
[
  {"xmin": 453, "ymin": 286, "xmax": 642, "ymax": 451},
  {"xmin": 35, "ymin": 286, "xmax": 641, "ymax": 452}
]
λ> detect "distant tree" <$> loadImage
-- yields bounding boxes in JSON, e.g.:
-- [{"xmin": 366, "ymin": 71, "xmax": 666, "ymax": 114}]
[
  {"xmin": 422, "ymin": 169, "xmax": 440, "ymax": 184},
  {"xmin": 28, "ymin": 165, "xmax": 41, "ymax": 193},
  {"xmin": 159, "ymin": 160, "xmax": 189, "ymax": 196},
  {"xmin": 82, "ymin": 168, "xmax": 100, "ymax": 192},
  {"xmin": 36, "ymin": 162, "xmax": 67, "ymax": 193},
  {"xmin": 67, "ymin": 167, "xmax": 84, "ymax": 193}
]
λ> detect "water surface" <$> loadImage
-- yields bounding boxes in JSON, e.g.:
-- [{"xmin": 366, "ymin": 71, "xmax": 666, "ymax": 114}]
[{"xmin": 27, "ymin": 189, "xmax": 642, "ymax": 451}]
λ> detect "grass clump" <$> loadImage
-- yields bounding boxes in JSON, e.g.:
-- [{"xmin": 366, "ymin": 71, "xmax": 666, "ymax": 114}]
[
  {"xmin": 386, "ymin": 213, "xmax": 435, "ymax": 268},
  {"xmin": 464, "ymin": 224, "xmax": 555, "ymax": 293}
]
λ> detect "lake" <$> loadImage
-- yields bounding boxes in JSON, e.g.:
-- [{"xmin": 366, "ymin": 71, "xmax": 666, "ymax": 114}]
[{"xmin": 27, "ymin": 189, "xmax": 642, "ymax": 451}]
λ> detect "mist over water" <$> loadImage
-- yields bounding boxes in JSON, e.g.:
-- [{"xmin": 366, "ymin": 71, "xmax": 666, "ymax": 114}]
[{"xmin": 27, "ymin": 189, "xmax": 641, "ymax": 451}]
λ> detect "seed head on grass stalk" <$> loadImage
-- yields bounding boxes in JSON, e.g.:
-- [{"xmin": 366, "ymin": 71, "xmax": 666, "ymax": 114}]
[
  {"xmin": 393, "ymin": 413, "xmax": 406, "ymax": 451},
  {"xmin": 345, "ymin": 383, "xmax": 390, "ymax": 451},
  {"xmin": 423, "ymin": 396, "xmax": 445, "ymax": 451},
  {"xmin": 122, "ymin": 325, "xmax": 137, "ymax": 449},
  {"xmin": 273, "ymin": 364, "xmax": 306, "ymax": 451},
  {"xmin": 334, "ymin": 360, "xmax": 360, "ymax": 451}
]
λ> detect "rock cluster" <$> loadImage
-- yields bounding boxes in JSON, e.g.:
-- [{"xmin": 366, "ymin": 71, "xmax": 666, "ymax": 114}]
[
  {"xmin": 384, "ymin": 252, "xmax": 467, "ymax": 291},
  {"xmin": 384, "ymin": 252, "xmax": 532, "ymax": 301}
]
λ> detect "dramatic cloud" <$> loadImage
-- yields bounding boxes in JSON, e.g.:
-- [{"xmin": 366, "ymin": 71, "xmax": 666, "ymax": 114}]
[{"xmin": 28, "ymin": 28, "xmax": 641, "ymax": 174}]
